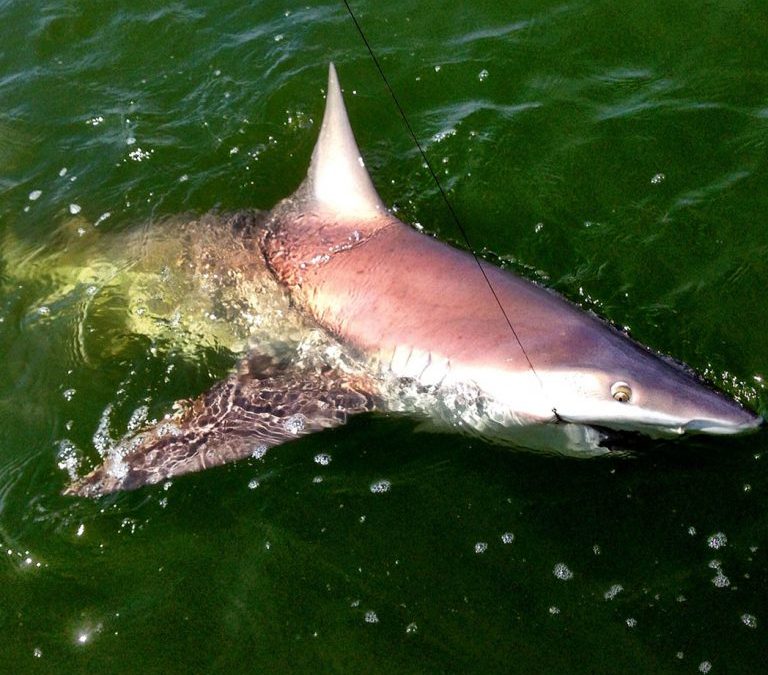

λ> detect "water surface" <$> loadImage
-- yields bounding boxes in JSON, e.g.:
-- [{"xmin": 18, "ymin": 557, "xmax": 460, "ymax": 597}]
[{"xmin": 1, "ymin": 1, "xmax": 767, "ymax": 672}]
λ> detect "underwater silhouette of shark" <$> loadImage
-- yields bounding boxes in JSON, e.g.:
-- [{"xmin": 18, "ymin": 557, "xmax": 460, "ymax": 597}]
[{"xmin": 65, "ymin": 64, "xmax": 762, "ymax": 497}]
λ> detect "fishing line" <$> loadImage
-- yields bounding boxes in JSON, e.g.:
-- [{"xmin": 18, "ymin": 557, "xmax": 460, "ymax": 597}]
[{"xmin": 342, "ymin": 0, "xmax": 549, "ymax": 399}]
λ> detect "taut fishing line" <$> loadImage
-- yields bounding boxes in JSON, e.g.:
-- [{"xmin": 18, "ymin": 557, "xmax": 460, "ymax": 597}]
[{"xmin": 341, "ymin": 1, "xmax": 550, "ymax": 402}]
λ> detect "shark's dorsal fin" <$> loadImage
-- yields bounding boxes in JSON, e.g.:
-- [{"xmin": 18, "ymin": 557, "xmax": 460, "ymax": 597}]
[{"xmin": 304, "ymin": 63, "xmax": 386, "ymax": 220}]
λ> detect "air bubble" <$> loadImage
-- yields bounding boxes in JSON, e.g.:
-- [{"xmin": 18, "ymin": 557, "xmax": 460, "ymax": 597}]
[
  {"xmin": 553, "ymin": 563, "xmax": 573, "ymax": 580},
  {"xmin": 127, "ymin": 406, "xmax": 148, "ymax": 432},
  {"xmin": 128, "ymin": 148, "xmax": 152, "ymax": 161},
  {"xmin": 57, "ymin": 439, "xmax": 81, "ymax": 480},
  {"xmin": 708, "ymin": 532, "xmax": 727, "ymax": 549},
  {"xmin": 604, "ymin": 584, "xmax": 624, "ymax": 600},
  {"xmin": 314, "ymin": 453, "xmax": 331, "ymax": 466},
  {"xmin": 501, "ymin": 532, "xmax": 514, "ymax": 544},
  {"xmin": 474, "ymin": 542, "xmax": 488, "ymax": 554},
  {"xmin": 284, "ymin": 414, "xmax": 305, "ymax": 434},
  {"xmin": 741, "ymin": 613, "xmax": 757, "ymax": 629},
  {"xmin": 370, "ymin": 479, "xmax": 391, "ymax": 494},
  {"xmin": 364, "ymin": 610, "xmax": 379, "ymax": 624}
]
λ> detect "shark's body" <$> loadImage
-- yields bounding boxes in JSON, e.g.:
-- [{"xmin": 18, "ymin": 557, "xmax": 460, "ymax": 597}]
[{"xmin": 67, "ymin": 65, "xmax": 761, "ymax": 496}]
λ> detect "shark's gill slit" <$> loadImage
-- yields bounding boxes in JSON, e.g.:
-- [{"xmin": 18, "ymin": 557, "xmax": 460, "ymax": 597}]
[{"xmin": 341, "ymin": 0, "xmax": 549, "ymax": 405}]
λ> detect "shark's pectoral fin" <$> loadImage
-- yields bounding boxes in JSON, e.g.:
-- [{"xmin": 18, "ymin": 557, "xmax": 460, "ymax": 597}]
[{"xmin": 64, "ymin": 355, "xmax": 378, "ymax": 497}]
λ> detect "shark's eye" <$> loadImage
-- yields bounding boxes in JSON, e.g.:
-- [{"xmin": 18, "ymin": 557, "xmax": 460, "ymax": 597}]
[{"xmin": 611, "ymin": 382, "xmax": 632, "ymax": 403}]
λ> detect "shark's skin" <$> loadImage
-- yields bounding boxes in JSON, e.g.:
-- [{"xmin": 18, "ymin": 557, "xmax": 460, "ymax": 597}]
[
  {"xmin": 66, "ymin": 64, "xmax": 762, "ymax": 496},
  {"xmin": 262, "ymin": 64, "xmax": 761, "ymax": 440}
]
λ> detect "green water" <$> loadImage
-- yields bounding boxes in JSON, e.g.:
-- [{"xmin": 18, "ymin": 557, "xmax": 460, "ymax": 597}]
[{"xmin": 1, "ymin": 1, "xmax": 767, "ymax": 672}]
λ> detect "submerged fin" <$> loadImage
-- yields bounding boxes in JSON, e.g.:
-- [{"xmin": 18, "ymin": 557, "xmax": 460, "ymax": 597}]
[
  {"xmin": 65, "ymin": 355, "xmax": 378, "ymax": 497},
  {"xmin": 304, "ymin": 63, "xmax": 385, "ymax": 219}
]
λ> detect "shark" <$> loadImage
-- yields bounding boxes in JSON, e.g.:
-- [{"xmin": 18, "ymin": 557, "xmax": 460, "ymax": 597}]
[{"xmin": 65, "ymin": 64, "xmax": 762, "ymax": 496}]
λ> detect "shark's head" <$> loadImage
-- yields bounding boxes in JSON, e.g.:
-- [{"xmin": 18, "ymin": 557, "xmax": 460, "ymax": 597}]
[{"xmin": 535, "ymin": 320, "xmax": 763, "ymax": 438}]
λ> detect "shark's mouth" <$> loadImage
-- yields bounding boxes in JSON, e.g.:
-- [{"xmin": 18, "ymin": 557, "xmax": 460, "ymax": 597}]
[
  {"xmin": 592, "ymin": 425, "xmax": 661, "ymax": 454},
  {"xmin": 591, "ymin": 422, "xmax": 763, "ymax": 455}
]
